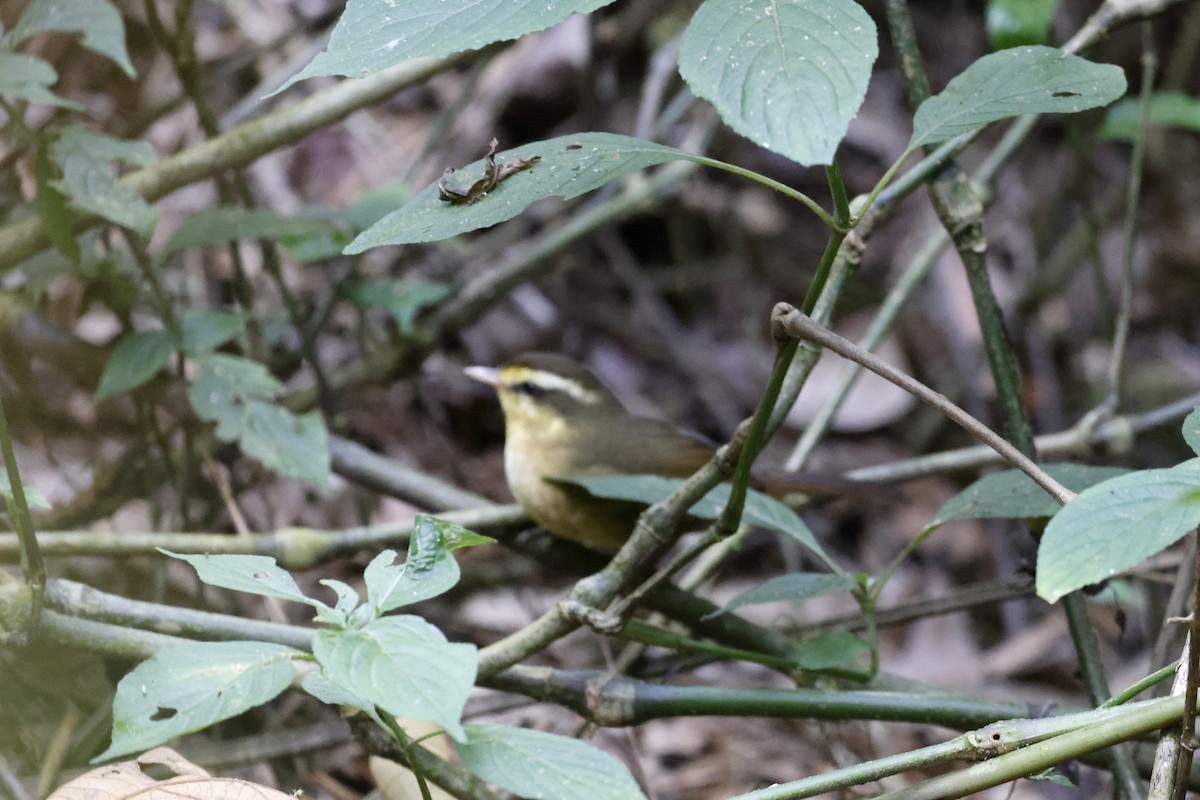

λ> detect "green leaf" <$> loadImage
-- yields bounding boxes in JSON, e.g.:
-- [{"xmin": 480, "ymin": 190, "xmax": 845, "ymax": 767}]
[
  {"xmin": 425, "ymin": 516, "xmax": 496, "ymax": 550},
  {"xmin": 162, "ymin": 550, "xmax": 327, "ymax": 608},
  {"xmin": 50, "ymin": 126, "xmax": 158, "ymax": 238},
  {"xmin": 345, "ymin": 133, "xmax": 690, "ymax": 251},
  {"xmin": 797, "ymin": 631, "xmax": 871, "ymax": 678},
  {"xmin": 188, "ymin": 353, "xmax": 282, "ymax": 437},
  {"xmin": 1027, "ymin": 768, "xmax": 1075, "ymax": 787},
  {"xmin": 158, "ymin": 207, "xmax": 342, "ymax": 263},
  {"xmin": 985, "ymin": 0, "xmax": 1058, "ymax": 50},
  {"xmin": 558, "ymin": 474, "xmax": 835, "ymax": 569},
  {"xmin": 96, "ymin": 641, "xmax": 300, "ymax": 761},
  {"xmin": 344, "ymin": 180, "xmax": 414, "ymax": 231},
  {"xmin": 910, "ymin": 46, "xmax": 1127, "ymax": 150},
  {"xmin": 0, "ymin": 53, "xmax": 81, "ymax": 108},
  {"xmin": 927, "ymin": 463, "xmax": 1130, "ymax": 530},
  {"xmin": 459, "ymin": 724, "xmax": 647, "ymax": 800},
  {"xmin": 301, "ymin": 671, "xmax": 384, "ymax": 725},
  {"xmin": 313, "ymin": 616, "xmax": 477, "ymax": 741},
  {"xmin": 186, "ymin": 354, "xmax": 330, "ymax": 487},
  {"xmin": 1036, "ymin": 467, "xmax": 1200, "ymax": 603},
  {"xmin": 280, "ymin": 0, "xmax": 616, "ymax": 92},
  {"xmin": 35, "ymin": 133, "xmax": 80, "ymax": 263},
  {"xmin": 0, "ymin": 472, "xmax": 50, "ymax": 510},
  {"xmin": 94, "ymin": 330, "xmax": 174, "ymax": 401},
  {"xmin": 1184, "ymin": 407, "xmax": 1200, "ymax": 458},
  {"xmin": 1100, "ymin": 92, "xmax": 1200, "ymax": 141},
  {"xmin": 8, "ymin": 0, "xmax": 135, "ymax": 76},
  {"xmin": 240, "ymin": 401, "xmax": 332, "ymax": 489},
  {"xmin": 346, "ymin": 278, "xmax": 451, "ymax": 333},
  {"xmin": 318, "ymin": 578, "xmax": 361, "ymax": 619},
  {"xmin": 678, "ymin": 0, "xmax": 878, "ymax": 167},
  {"xmin": 704, "ymin": 572, "xmax": 858, "ymax": 618},
  {"xmin": 363, "ymin": 516, "xmax": 461, "ymax": 614},
  {"xmin": 177, "ymin": 310, "xmax": 248, "ymax": 356}
]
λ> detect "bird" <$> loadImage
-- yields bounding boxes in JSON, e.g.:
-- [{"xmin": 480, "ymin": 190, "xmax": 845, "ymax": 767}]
[{"xmin": 465, "ymin": 352, "xmax": 856, "ymax": 551}]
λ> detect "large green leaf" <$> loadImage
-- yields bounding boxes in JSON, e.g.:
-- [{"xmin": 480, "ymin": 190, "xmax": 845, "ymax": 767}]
[
  {"xmin": 910, "ymin": 46, "xmax": 1126, "ymax": 150},
  {"xmin": 97, "ymin": 641, "xmax": 300, "ymax": 761},
  {"xmin": 927, "ymin": 463, "xmax": 1129, "ymax": 530},
  {"xmin": 678, "ymin": 0, "xmax": 877, "ymax": 167},
  {"xmin": 94, "ymin": 330, "xmax": 174, "ymax": 401},
  {"xmin": 0, "ymin": 53, "xmax": 80, "ymax": 108},
  {"xmin": 8, "ymin": 0, "xmax": 135, "ymax": 76},
  {"xmin": 50, "ymin": 126, "xmax": 158, "ymax": 238},
  {"xmin": 346, "ymin": 133, "xmax": 689, "ymax": 251},
  {"xmin": 313, "ymin": 616, "xmax": 477, "ymax": 741},
  {"xmin": 281, "ymin": 0, "xmax": 616, "ymax": 91},
  {"xmin": 559, "ymin": 474, "xmax": 835, "ymax": 569},
  {"xmin": 158, "ymin": 207, "xmax": 343, "ymax": 264},
  {"xmin": 459, "ymin": 724, "xmax": 647, "ymax": 800},
  {"xmin": 705, "ymin": 572, "xmax": 858, "ymax": 618},
  {"xmin": 1037, "ymin": 467, "xmax": 1200, "ymax": 602},
  {"xmin": 163, "ymin": 550, "xmax": 326, "ymax": 608}
]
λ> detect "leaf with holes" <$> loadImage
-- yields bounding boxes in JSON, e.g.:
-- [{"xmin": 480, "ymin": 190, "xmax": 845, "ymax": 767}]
[
  {"xmin": 50, "ymin": 126, "xmax": 157, "ymax": 237},
  {"xmin": 97, "ymin": 641, "xmax": 300, "ymax": 761},
  {"xmin": 910, "ymin": 46, "xmax": 1125, "ymax": 150},
  {"xmin": 9, "ymin": 0, "xmax": 135, "ymax": 76},
  {"xmin": 346, "ymin": 133, "xmax": 692, "ymax": 250},
  {"xmin": 162, "ymin": 550, "xmax": 326, "ymax": 609}
]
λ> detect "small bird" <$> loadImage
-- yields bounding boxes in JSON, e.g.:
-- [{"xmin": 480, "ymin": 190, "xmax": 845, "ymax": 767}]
[{"xmin": 465, "ymin": 352, "xmax": 714, "ymax": 550}]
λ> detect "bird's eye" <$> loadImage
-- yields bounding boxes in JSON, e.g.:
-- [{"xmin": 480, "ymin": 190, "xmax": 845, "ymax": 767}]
[{"xmin": 513, "ymin": 381, "xmax": 547, "ymax": 398}]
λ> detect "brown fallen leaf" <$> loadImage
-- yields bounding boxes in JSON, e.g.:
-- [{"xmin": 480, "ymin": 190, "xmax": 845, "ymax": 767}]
[{"xmin": 48, "ymin": 747, "xmax": 296, "ymax": 800}]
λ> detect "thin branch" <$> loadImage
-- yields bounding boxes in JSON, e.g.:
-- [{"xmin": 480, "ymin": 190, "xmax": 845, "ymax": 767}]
[{"xmin": 772, "ymin": 306, "xmax": 1074, "ymax": 505}]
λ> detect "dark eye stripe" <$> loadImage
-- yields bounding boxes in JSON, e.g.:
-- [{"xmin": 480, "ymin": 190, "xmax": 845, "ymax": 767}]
[{"xmin": 513, "ymin": 381, "xmax": 548, "ymax": 398}]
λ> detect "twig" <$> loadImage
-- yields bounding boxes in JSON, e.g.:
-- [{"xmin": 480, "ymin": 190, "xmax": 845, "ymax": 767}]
[
  {"xmin": 1173, "ymin": 527, "xmax": 1200, "ymax": 800},
  {"xmin": 1105, "ymin": 20, "xmax": 1157, "ymax": 409},
  {"xmin": 772, "ymin": 305, "xmax": 1074, "ymax": 505}
]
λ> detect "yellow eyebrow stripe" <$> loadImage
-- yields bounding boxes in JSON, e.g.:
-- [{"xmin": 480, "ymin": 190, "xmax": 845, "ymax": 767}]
[{"xmin": 498, "ymin": 367, "xmax": 602, "ymax": 404}]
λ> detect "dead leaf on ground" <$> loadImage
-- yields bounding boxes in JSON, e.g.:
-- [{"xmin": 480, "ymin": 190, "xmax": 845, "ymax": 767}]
[{"xmin": 49, "ymin": 747, "xmax": 295, "ymax": 800}]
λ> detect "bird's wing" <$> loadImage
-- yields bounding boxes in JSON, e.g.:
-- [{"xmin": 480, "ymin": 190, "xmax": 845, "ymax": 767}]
[{"xmin": 578, "ymin": 414, "xmax": 714, "ymax": 477}]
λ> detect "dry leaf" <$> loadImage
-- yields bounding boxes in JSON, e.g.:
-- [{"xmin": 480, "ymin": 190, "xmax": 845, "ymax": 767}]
[{"xmin": 49, "ymin": 748, "xmax": 296, "ymax": 800}]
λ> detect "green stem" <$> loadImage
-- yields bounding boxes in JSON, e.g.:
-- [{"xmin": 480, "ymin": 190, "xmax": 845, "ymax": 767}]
[
  {"xmin": 688, "ymin": 154, "xmax": 838, "ymax": 228},
  {"xmin": 0, "ymin": 396, "xmax": 43, "ymax": 633}
]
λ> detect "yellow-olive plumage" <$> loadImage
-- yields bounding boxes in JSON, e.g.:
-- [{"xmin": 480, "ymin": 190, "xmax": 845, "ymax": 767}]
[{"xmin": 466, "ymin": 353, "xmax": 713, "ymax": 550}]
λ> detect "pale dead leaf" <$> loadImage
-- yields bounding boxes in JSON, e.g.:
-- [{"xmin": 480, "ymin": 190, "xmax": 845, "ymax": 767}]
[{"xmin": 49, "ymin": 747, "xmax": 295, "ymax": 800}]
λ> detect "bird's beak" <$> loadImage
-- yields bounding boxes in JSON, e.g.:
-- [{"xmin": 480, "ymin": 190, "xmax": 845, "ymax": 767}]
[{"xmin": 464, "ymin": 365, "xmax": 501, "ymax": 387}]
